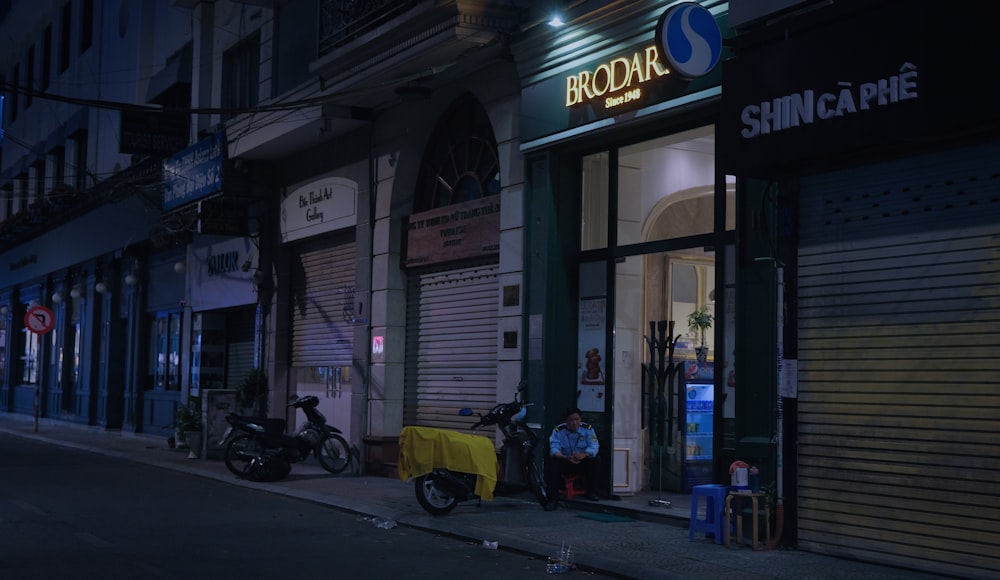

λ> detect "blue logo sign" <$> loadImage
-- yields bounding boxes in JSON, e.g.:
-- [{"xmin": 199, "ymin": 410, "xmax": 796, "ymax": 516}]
[{"xmin": 656, "ymin": 2, "xmax": 722, "ymax": 79}]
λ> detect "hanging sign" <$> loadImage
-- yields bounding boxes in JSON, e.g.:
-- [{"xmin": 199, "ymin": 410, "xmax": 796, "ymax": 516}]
[
  {"xmin": 404, "ymin": 195, "xmax": 500, "ymax": 267},
  {"xmin": 24, "ymin": 305, "xmax": 56, "ymax": 335}
]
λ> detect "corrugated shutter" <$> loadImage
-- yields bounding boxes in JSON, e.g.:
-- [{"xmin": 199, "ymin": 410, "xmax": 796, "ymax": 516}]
[
  {"xmin": 291, "ymin": 232, "xmax": 356, "ymax": 366},
  {"xmin": 225, "ymin": 306, "xmax": 256, "ymax": 388},
  {"xmin": 404, "ymin": 263, "xmax": 499, "ymax": 430},
  {"xmin": 796, "ymin": 140, "xmax": 1000, "ymax": 579}
]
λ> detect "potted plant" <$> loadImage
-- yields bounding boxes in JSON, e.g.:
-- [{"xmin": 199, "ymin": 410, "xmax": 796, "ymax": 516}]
[
  {"xmin": 175, "ymin": 396, "xmax": 203, "ymax": 458},
  {"xmin": 687, "ymin": 304, "xmax": 714, "ymax": 362},
  {"xmin": 237, "ymin": 368, "xmax": 269, "ymax": 417}
]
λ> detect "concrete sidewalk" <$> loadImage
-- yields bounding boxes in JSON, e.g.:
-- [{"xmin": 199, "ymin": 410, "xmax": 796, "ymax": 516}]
[{"xmin": 0, "ymin": 414, "xmax": 942, "ymax": 580}]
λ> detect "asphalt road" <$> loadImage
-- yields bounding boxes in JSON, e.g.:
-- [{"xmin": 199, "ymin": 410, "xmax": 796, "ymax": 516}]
[{"xmin": 0, "ymin": 434, "xmax": 609, "ymax": 579}]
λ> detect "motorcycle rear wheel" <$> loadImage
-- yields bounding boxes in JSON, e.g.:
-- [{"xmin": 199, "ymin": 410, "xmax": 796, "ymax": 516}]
[
  {"xmin": 224, "ymin": 434, "xmax": 264, "ymax": 477},
  {"xmin": 414, "ymin": 473, "xmax": 460, "ymax": 515},
  {"xmin": 527, "ymin": 461, "xmax": 558, "ymax": 511},
  {"xmin": 316, "ymin": 433, "xmax": 351, "ymax": 474}
]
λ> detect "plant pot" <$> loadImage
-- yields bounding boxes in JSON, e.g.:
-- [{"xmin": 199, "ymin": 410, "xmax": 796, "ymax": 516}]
[{"xmin": 184, "ymin": 430, "xmax": 202, "ymax": 459}]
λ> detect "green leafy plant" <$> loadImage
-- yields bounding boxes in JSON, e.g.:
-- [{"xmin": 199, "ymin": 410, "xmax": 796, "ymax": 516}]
[
  {"xmin": 687, "ymin": 304, "xmax": 714, "ymax": 348},
  {"xmin": 175, "ymin": 396, "xmax": 202, "ymax": 433},
  {"xmin": 237, "ymin": 368, "xmax": 269, "ymax": 416},
  {"xmin": 760, "ymin": 479, "xmax": 777, "ymax": 508}
]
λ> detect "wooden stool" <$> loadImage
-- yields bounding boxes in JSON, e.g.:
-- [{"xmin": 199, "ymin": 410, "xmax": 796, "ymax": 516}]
[
  {"xmin": 725, "ymin": 491, "xmax": 770, "ymax": 550},
  {"xmin": 560, "ymin": 474, "xmax": 586, "ymax": 500}
]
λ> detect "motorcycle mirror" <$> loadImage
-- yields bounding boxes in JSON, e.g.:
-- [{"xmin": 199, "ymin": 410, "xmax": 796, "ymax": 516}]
[{"xmin": 458, "ymin": 408, "xmax": 474, "ymax": 416}]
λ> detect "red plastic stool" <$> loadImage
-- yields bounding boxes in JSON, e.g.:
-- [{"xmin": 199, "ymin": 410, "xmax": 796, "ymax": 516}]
[{"xmin": 560, "ymin": 474, "xmax": 586, "ymax": 500}]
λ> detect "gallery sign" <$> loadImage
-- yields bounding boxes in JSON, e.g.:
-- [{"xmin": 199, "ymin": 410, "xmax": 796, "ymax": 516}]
[
  {"xmin": 404, "ymin": 195, "xmax": 500, "ymax": 268},
  {"xmin": 280, "ymin": 177, "xmax": 357, "ymax": 242}
]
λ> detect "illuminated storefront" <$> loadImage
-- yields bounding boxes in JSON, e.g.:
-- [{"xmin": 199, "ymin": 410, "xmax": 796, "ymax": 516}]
[{"xmin": 516, "ymin": 1, "xmax": 734, "ymax": 496}]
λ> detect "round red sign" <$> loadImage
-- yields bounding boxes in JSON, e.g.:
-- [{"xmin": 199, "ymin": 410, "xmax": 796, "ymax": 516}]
[{"xmin": 24, "ymin": 305, "xmax": 56, "ymax": 334}]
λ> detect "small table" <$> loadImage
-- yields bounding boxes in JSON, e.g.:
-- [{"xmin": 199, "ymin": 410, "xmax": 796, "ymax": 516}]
[{"xmin": 725, "ymin": 491, "xmax": 770, "ymax": 550}]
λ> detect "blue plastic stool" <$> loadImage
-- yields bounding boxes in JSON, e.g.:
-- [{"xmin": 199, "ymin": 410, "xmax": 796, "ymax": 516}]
[{"xmin": 688, "ymin": 484, "xmax": 727, "ymax": 544}]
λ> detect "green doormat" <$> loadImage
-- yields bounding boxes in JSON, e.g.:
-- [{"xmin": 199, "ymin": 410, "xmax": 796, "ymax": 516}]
[{"xmin": 577, "ymin": 513, "xmax": 635, "ymax": 523}]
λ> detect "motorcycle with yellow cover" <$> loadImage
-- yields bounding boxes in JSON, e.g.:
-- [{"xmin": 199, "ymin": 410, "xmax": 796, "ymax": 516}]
[{"xmin": 399, "ymin": 381, "xmax": 557, "ymax": 515}]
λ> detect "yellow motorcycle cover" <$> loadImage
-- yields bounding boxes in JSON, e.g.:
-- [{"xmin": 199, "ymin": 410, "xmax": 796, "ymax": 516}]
[{"xmin": 398, "ymin": 426, "xmax": 499, "ymax": 500}]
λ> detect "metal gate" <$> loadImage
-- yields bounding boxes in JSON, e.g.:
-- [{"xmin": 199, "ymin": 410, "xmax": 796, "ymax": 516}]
[
  {"xmin": 796, "ymin": 141, "xmax": 1000, "ymax": 579},
  {"xmin": 404, "ymin": 263, "xmax": 499, "ymax": 430},
  {"xmin": 225, "ymin": 306, "xmax": 256, "ymax": 387},
  {"xmin": 290, "ymin": 232, "xmax": 357, "ymax": 367}
]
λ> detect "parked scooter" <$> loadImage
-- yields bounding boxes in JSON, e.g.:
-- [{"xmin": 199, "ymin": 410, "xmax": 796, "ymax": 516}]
[
  {"xmin": 221, "ymin": 395, "xmax": 351, "ymax": 481},
  {"xmin": 400, "ymin": 381, "xmax": 556, "ymax": 515}
]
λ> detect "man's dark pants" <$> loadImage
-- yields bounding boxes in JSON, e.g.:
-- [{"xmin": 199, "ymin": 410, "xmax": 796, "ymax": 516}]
[{"xmin": 545, "ymin": 455, "xmax": 599, "ymax": 498}]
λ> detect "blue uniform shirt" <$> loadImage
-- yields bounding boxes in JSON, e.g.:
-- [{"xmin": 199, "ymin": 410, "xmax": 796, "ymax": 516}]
[{"xmin": 549, "ymin": 423, "xmax": 599, "ymax": 458}]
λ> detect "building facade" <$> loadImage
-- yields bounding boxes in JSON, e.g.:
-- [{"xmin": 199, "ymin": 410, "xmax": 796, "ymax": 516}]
[
  {"xmin": 513, "ymin": 0, "xmax": 735, "ymax": 498},
  {"xmin": 0, "ymin": 0, "xmax": 537, "ymax": 470},
  {"xmin": 6, "ymin": 1, "xmax": 992, "ymax": 576},
  {"xmin": 720, "ymin": 1, "xmax": 999, "ymax": 577},
  {"xmin": 0, "ymin": 0, "xmax": 191, "ymax": 431}
]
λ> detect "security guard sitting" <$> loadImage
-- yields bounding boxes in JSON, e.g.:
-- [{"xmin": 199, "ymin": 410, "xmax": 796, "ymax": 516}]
[{"xmin": 545, "ymin": 407, "xmax": 600, "ymax": 501}]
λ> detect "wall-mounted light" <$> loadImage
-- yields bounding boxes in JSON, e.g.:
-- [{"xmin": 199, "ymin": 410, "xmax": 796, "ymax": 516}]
[
  {"xmin": 70, "ymin": 286, "xmax": 83, "ymax": 299},
  {"xmin": 0, "ymin": 305, "xmax": 8, "ymax": 315},
  {"xmin": 29, "ymin": 299, "xmax": 39, "ymax": 307},
  {"xmin": 95, "ymin": 281, "xmax": 108, "ymax": 294},
  {"xmin": 174, "ymin": 261, "xmax": 186, "ymax": 274},
  {"xmin": 125, "ymin": 273, "xmax": 138, "ymax": 286},
  {"xmin": 52, "ymin": 292, "xmax": 63, "ymax": 303}
]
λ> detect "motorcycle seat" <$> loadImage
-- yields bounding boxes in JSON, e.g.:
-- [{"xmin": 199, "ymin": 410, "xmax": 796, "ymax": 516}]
[{"xmin": 229, "ymin": 414, "xmax": 287, "ymax": 434}]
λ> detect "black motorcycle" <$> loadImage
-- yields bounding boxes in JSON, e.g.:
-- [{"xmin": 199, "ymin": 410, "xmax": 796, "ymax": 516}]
[
  {"xmin": 221, "ymin": 395, "xmax": 351, "ymax": 481},
  {"xmin": 401, "ymin": 381, "xmax": 556, "ymax": 515}
]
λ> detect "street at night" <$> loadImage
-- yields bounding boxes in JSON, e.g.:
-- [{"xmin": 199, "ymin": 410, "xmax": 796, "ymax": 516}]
[{"xmin": 0, "ymin": 435, "xmax": 608, "ymax": 579}]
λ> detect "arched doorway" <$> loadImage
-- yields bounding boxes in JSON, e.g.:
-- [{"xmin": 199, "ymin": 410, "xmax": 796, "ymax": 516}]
[{"xmin": 403, "ymin": 93, "xmax": 503, "ymax": 430}]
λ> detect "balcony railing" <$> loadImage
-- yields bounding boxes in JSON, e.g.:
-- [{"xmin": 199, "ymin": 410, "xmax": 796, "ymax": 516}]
[
  {"xmin": 318, "ymin": 0, "xmax": 421, "ymax": 57},
  {"xmin": 0, "ymin": 157, "xmax": 162, "ymax": 249}
]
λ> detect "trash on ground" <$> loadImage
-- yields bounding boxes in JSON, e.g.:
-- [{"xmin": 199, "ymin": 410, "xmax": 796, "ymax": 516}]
[
  {"xmin": 371, "ymin": 517, "xmax": 397, "ymax": 529},
  {"xmin": 546, "ymin": 543, "xmax": 574, "ymax": 574}
]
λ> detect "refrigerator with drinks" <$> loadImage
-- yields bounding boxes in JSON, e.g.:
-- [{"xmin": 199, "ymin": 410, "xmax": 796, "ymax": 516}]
[{"xmin": 682, "ymin": 361, "xmax": 714, "ymax": 491}]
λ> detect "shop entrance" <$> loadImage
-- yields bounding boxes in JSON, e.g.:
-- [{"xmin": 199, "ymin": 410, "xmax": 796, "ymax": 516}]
[{"xmin": 573, "ymin": 125, "xmax": 734, "ymax": 495}]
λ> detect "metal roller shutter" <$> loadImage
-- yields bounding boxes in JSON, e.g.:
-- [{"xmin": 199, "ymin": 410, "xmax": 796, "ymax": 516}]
[
  {"xmin": 225, "ymin": 306, "xmax": 256, "ymax": 387},
  {"xmin": 291, "ymin": 232, "xmax": 356, "ymax": 366},
  {"xmin": 796, "ymin": 141, "xmax": 1000, "ymax": 579},
  {"xmin": 404, "ymin": 263, "xmax": 499, "ymax": 430}
]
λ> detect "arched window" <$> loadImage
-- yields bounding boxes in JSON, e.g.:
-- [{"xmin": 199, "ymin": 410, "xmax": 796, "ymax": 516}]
[{"xmin": 414, "ymin": 93, "xmax": 500, "ymax": 212}]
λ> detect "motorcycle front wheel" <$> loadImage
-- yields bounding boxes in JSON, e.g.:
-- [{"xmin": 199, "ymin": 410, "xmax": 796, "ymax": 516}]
[
  {"xmin": 224, "ymin": 434, "xmax": 264, "ymax": 477},
  {"xmin": 414, "ymin": 473, "xmax": 460, "ymax": 515},
  {"xmin": 316, "ymin": 433, "xmax": 351, "ymax": 474}
]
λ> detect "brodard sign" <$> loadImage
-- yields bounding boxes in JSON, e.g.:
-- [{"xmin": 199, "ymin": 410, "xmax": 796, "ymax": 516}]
[{"xmin": 521, "ymin": 4, "xmax": 728, "ymax": 146}]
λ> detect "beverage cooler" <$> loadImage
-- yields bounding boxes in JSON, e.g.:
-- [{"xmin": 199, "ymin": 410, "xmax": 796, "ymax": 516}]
[{"xmin": 681, "ymin": 362, "xmax": 714, "ymax": 491}]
